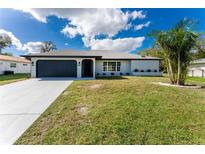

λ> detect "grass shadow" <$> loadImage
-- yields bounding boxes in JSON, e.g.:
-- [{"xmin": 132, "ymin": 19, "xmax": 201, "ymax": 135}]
[
  {"xmin": 37, "ymin": 77, "xmax": 79, "ymax": 81},
  {"xmin": 96, "ymin": 76, "xmax": 128, "ymax": 80}
]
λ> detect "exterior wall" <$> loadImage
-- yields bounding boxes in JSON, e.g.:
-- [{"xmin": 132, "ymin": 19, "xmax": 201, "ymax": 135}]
[
  {"xmin": 0, "ymin": 60, "xmax": 31, "ymax": 75},
  {"xmin": 188, "ymin": 63, "xmax": 205, "ymax": 77},
  {"xmin": 95, "ymin": 60, "xmax": 131, "ymax": 76},
  {"xmin": 30, "ymin": 57, "xmax": 95, "ymax": 78},
  {"xmin": 131, "ymin": 60, "xmax": 162, "ymax": 76},
  {"xmin": 29, "ymin": 57, "xmax": 161, "ymax": 78}
]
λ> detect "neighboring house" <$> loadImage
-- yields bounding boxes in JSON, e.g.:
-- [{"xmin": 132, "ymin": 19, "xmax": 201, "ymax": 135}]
[
  {"xmin": 0, "ymin": 55, "xmax": 31, "ymax": 75},
  {"xmin": 188, "ymin": 58, "xmax": 205, "ymax": 77},
  {"xmin": 23, "ymin": 50, "xmax": 162, "ymax": 78}
]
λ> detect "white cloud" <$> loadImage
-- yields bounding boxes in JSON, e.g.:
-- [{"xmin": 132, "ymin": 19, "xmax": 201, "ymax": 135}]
[
  {"xmin": 21, "ymin": 42, "xmax": 43, "ymax": 53},
  {"xmin": 13, "ymin": 9, "xmax": 148, "ymax": 52},
  {"xmin": 130, "ymin": 10, "xmax": 146, "ymax": 20},
  {"xmin": 16, "ymin": 9, "xmax": 146, "ymax": 38},
  {"xmin": 135, "ymin": 21, "xmax": 151, "ymax": 31},
  {"xmin": 14, "ymin": 8, "xmax": 89, "ymax": 23},
  {"xmin": 66, "ymin": 9, "xmax": 130, "ymax": 39},
  {"xmin": 15, "ymin": 8, "xmax": 48, "ymax": 23},
  {"xmin": 0, "ymin": 29, "xmax": 43, "ymax": 53},
  {"xmin": 0, "ymin": 29, "xmax": 22, "ymax": 50},
  {"xmin": 61, "ymin": 25, "xmax": 81, "ymax": 38},
  {"xmin": 84, "ymin": 37, "xmax": 145, "ymax": 52}
]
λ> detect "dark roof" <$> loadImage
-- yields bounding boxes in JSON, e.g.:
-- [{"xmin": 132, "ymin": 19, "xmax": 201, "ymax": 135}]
[{"xmin": 22, "ymin": 50, "xmax": 161, "ymax": 60}]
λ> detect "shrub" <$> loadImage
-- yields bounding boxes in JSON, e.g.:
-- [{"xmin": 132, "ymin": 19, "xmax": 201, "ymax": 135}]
[
  {"xmin": 134, "ymin": 69, "xmax": 139, "ymax": 72},
  {"xmin": 140, "ymin": 70, "xmax": 144, "ymax": 72},
  {"xmin": 126, "ymin": 73, "xmax": 130, "ymax": 75},
  {"xmin": 103, "ymin": 73, "xmax": 106, "ymax": 76},
  {"xmin": 154, "ymin": 69, "xmax": 157, "ymax": 72},
  {"xmin": 147, "ymin": 69, "xmax": 151, "ymax": 72},
  {"xmin": 159, "ymin": 68, "xmax": 163, "ymax": 72},
  {"xmin": 96, "ymin": 73, "xmax": 100, "ymax": 76},
  {"xmin": 111, "ymin": 72, "xmax": 115, "ymax": 76},
  {"xmin": 4, "ymin": 70, "xmax": 14, "ymax": 75},
  {"xmin": 120, "ymin": 72, "xmax": 123, "ymax": 75}
]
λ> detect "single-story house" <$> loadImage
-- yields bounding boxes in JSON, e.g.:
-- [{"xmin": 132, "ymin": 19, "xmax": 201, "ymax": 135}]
[
  {"xmin": 0, "ymin": 54, "xmax": 31, "ymax": 75},
  {"xmin": 23, "ymin": 50, "xmax": 162, "ymax": 78},
  {"xmin": 188, "ymin": 58, "xmax": 205, "ymax": 77}
]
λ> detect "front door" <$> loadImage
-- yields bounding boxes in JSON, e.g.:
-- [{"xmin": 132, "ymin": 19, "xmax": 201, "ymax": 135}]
[{"xmin": 82, "ymin": 59, "xmax": 93, "ymax": 77}]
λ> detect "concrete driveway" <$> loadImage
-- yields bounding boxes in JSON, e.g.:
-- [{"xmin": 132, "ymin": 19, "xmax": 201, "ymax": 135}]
[{"xmin": 0, "ymin": 78, "xmax": 73, "ymax": 145}]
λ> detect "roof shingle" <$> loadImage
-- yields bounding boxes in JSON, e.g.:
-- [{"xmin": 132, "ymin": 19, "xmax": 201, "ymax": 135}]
[
  {"xmin": 0, "ymin": 55, "xmax": 31, "ymax": 63},
  {"xmin": 22, "ymin": 50, "xmax": 161, "ymax": 60}
]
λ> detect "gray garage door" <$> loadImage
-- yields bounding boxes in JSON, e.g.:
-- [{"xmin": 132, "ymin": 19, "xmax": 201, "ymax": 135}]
[{"xmin": 37, "ymin": 60, "xmax": 77, "ymax": 77}]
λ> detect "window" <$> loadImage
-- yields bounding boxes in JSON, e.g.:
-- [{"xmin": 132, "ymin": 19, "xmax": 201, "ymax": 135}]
[
  {"xmin": 117, "ymin": 62, "xmax": 121, "ymax": 71},
  {"xmin": 103, "ymin": 62, "xmax": 107, "ymax": 71},
  {"xmin": 103, "ymin": 61, "xmax": 121, "ymax": 72},
  {"xmin": 10, "ymin": 63, "xmax": 16, "ymax": 68},
  {"xmin": 23, "ymin": 64, "xmax": 27, "ymax": 66}
]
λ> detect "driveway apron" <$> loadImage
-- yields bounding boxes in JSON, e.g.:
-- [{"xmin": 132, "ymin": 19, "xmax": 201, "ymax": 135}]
[{"xmin": 0, "ymin": 78, "xmax": 73, "ymax": 144}]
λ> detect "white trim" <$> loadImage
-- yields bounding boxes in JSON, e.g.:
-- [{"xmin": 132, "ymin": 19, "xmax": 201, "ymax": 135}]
[{"xmin": 102, "ymin": 61, "xmax": 121, "ymax": 72}]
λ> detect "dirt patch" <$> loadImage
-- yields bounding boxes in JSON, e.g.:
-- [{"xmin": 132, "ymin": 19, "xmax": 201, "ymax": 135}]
[
  {"xmin": 79, "ymin": 106, "xmax": 87, "ymax": 115},
  {"xmin": 89, "ymin": 84, "xmax": 103, "ymax": 90},
  {"xmin": 74, "ymin": 104, "xmax": 88, "ymax": 116}
]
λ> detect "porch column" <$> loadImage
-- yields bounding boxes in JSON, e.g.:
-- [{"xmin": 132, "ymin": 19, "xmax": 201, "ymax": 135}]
[
  {"xmin": 93, "ymin": 58, "xmax": 96, "ymax": 78},
  {"xmin": 31, "ymin": 59, "xmax": 36, "ymax": 78},
  {"xmin": 77, "ymin": 59, "xmax": 82, "ymax": 78}
]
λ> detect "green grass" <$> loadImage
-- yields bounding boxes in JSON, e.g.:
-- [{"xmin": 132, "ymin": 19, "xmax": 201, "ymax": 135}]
[
  {"xmin": 187, "ymin": 77, "xmax": 205, "ymax": 86},
  {"xmin": 16, "ymin": 76, "xmax": 205, "ymax": 144},
  {"xmin": 0, "ymin": 73, "xmax": 30, "ymax": 85}
]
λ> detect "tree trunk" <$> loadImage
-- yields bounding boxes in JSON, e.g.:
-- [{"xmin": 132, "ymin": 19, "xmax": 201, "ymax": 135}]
[
  {"xmin": 177, "ymin": 52, "xmax": 181, "ymax": 85},
  {"xmin": 166, "ymin": 62, "xmax": 172, "ymax": 82},
  {"xmin": 167, "ymin": 58, "xmax": 175, "ymax": 84}
]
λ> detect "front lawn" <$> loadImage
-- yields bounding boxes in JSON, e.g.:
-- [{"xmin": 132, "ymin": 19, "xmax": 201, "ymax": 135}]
[
  {"xmin": 16, "ymin": 76, "xmax": 205, "ymax": 144},
  {"xmin": 187, "ymin": 77, "xmax": 205, "ymax": 86},
  {"xmin": 0, "ymin": 73, "xmax": 30, "ymax": 85}
]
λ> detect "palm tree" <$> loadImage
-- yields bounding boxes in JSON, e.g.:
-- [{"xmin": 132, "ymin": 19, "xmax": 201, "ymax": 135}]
[
  {"xmin": 193, "ymin": 36, "xmax": 205, "ymax": 59},
  {"xmin": 0, "ymin": 35, "xmax": 12, "ymax": 53},
  {"xmin": 150, "ymin": 19, "xmax": 198, "ymax": 85},
  {"xmin": 40, "ymin": 41, "xmax": 57, "ymax": 53}
]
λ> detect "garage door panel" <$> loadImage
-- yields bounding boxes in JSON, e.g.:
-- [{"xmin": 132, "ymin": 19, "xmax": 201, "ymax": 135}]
[{"xmin": 37, "ymin": 60, "xmax": 77, "ymax": 77}]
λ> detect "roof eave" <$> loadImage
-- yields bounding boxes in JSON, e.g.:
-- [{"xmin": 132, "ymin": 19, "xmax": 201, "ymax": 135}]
[
  {"xmin": 21, "ymin": 55, "xmax": 162, "ymax": 60},
  {"xmin": 21, "ymin": 55, "xmax": 102, "ymax": 59},
  {"xmin": 99, "ymin": 58, "xmax": 162, "ymax": 60}
]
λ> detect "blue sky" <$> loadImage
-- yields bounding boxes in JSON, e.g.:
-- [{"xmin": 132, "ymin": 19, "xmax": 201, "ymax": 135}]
[{"xmin": 0, "ymin": 8, "xmax": 205, "ymax": 56}]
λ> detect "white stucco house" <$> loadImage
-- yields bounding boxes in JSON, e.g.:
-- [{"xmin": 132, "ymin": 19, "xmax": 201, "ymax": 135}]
[
  {"xmin": 23, "ymin": 50, "xmax": 162, "ymax": 78},
  {"xmin": 0, "ymin": 55, "xmax": 31, "ymax": 75},
  {"xmin": 188, "ymin": 58, "xmax": 205, "ymax": 77}
]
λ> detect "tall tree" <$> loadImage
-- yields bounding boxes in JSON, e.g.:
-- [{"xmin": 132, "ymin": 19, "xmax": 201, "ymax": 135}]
[
  {"xmin": 0, "ymin": 35, "xmax": 12, "ymax": 53},
  {"xmin": 149, "ymin": 19, "xmax": 198, "ymax": 85},
  {"xmin": 192, "ymin": 36, "xmax": 205, "ymax": 59},
  {"xmin": 40, "ymin": 41, "xmax": 57, "ymax": 53}
]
